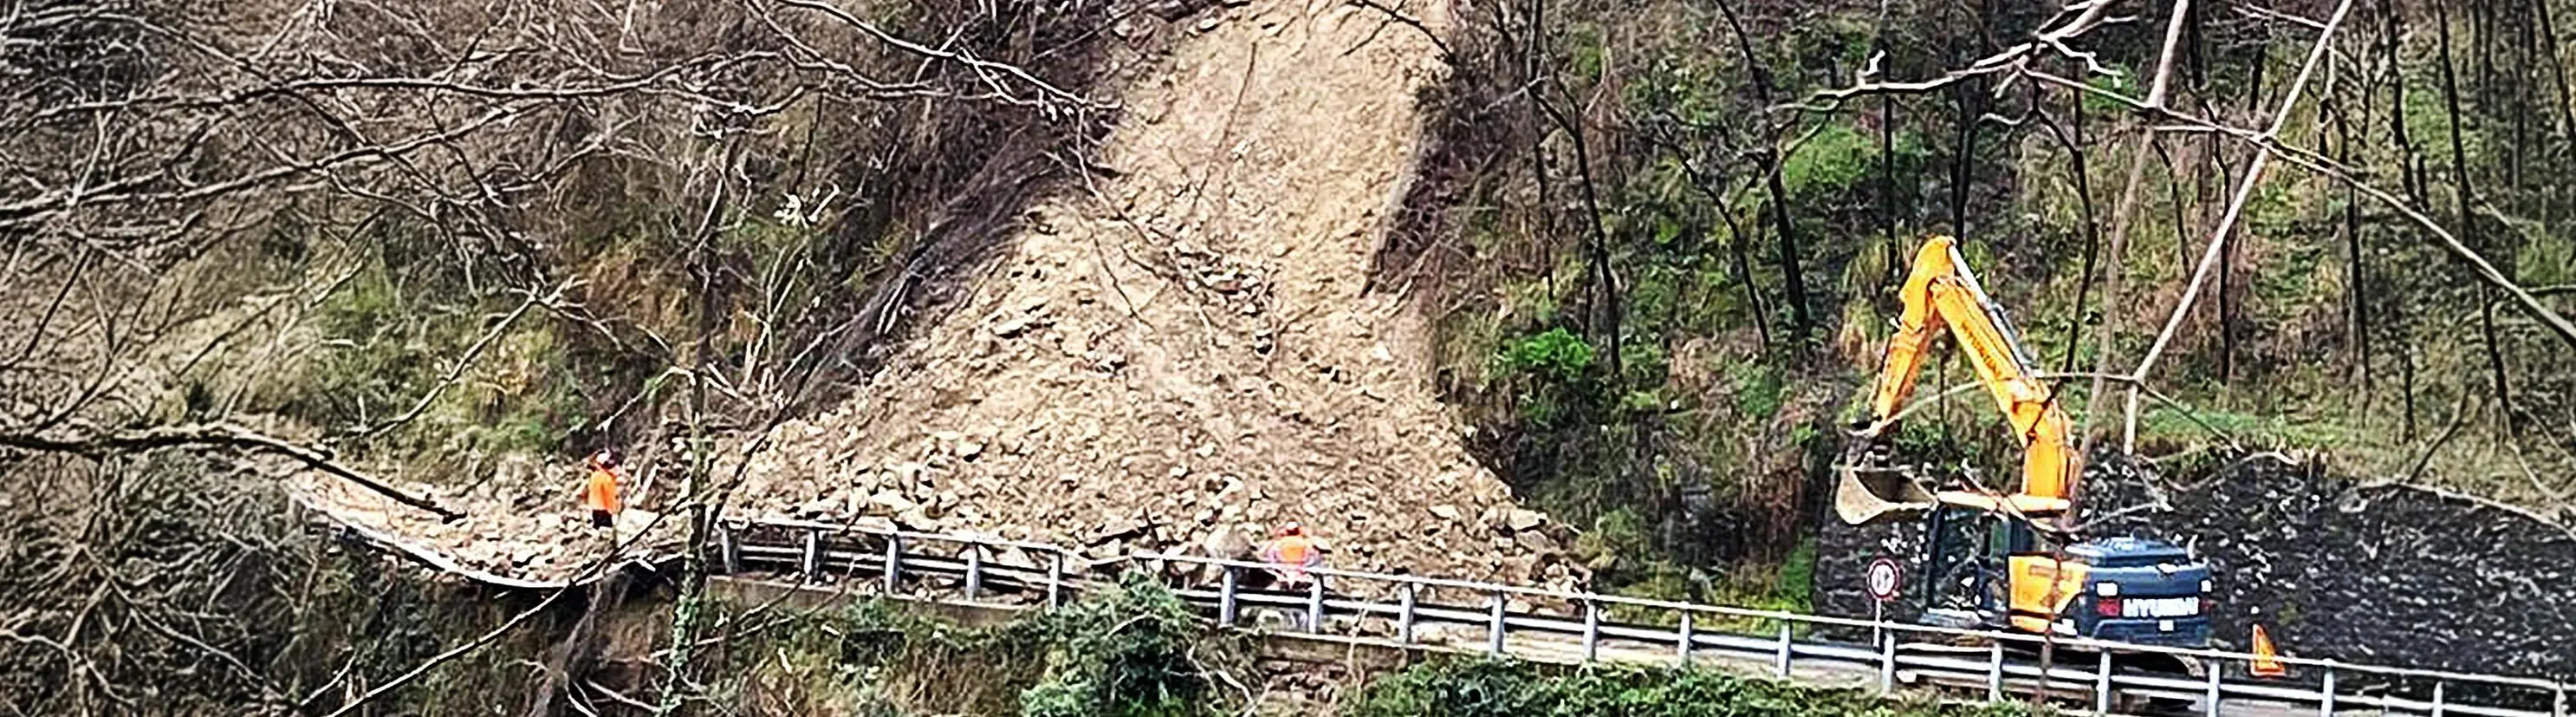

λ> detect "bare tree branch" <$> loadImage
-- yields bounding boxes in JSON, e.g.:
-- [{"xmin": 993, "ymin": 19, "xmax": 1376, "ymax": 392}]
[
  {"xmin": 2119, "ymin": 0, "xmax": 2355, "ymax": 450},
  {"xmin": 0, "ymin": 422, "xmax": 464, "ymax": 520}
]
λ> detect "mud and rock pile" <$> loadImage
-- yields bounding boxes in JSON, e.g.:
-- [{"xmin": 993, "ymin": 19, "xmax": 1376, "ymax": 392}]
[
  {"xmin": 296, "ymin": 0, "xmax": 1578, "ymax": 589},
  {"xmin": 727, "ymin": 0, "xmax": 1577, "ymax": 588},
  {"xmin": 290, "ymin": 466, "xmax": 685, "ymax": 580},
  {"xmin": 1819, "ymin": 453, "xmax": 2576, "ymax": 681}
]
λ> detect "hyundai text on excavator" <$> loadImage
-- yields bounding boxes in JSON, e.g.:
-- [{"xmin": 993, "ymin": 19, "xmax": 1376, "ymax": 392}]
[{"xmin": 1838, "ymin": 236, "xmax": 2215, "ymax": 650}]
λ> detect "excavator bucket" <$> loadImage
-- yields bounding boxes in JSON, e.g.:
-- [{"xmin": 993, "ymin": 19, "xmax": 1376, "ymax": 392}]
[{"xmin": 1833, "ymin": 463, "xmax": 1938, "ymax": 525}]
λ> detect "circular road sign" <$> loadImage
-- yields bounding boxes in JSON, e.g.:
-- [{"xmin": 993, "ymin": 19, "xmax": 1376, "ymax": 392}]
[{"xmin": 1865, "ymin": 557, "xmax": 1903, "ymax": 603}]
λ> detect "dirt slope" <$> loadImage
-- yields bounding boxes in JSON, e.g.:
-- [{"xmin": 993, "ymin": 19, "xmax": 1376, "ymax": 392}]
[{"xmin": 734, "ymin": 0, "xmax": 1573, "ymax": 586}]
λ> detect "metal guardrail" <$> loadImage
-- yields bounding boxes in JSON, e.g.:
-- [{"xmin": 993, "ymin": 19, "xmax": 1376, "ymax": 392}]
[
  {"xmin": 1132, "ymin": 551, "xmax": 2570, "ymax": 717},
  {"xmin": 706, "ymin": 517, "xmax": 2571, "ymax": 717},
  {"xmin": 332, "ymin": 511, "xmax": 2575, "ymax": 717}
]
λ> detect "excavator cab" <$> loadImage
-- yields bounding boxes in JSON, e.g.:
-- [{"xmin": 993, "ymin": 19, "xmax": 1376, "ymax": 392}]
[
  {"xmin": 1843, "ymin": 236, "xmax": 2212, "ymax": 649},
  {"xmin": 1911, "ymin": 502, "xmax": 2212, "ymax": 647}
]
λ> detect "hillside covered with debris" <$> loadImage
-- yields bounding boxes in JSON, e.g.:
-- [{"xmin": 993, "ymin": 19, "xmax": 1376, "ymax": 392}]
[{"xmin": 278, "ymin": 0, "xmax": 1576, "ymax": 588}]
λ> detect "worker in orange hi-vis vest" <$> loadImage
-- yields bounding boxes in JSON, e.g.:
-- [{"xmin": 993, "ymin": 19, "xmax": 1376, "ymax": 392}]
[
  {"xmin": 581, "ymin": 449, "xmax": 624, "ymax": 531},
  {"xmin": 1260, "ymin": 523, "xmax": 1324, "ymax": 587}
]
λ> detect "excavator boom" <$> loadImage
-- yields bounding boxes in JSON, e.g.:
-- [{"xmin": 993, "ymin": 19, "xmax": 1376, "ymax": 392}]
[{"xmin": 1835, "ymin": 236, "xmax": 2077, "ymax": 525}]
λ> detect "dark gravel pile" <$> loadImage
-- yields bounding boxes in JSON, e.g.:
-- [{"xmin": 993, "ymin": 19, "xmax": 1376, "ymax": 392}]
[{"xmin": 1816, "ymin": 453, "xmax": 2576, "ymax": 681}]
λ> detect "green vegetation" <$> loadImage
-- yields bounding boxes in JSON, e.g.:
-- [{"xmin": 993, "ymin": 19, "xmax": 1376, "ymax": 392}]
[
  {"xmin": 727, "ymin": 583, "xmax": 2055, "ymax": 717},
  {"xmin": 1007, "ymin": 575, "xmax": 1241, "ymax": 717},
  {"xmin": 1497, "ymin": 327, "xmax": 1603, "ymax": 427},
  {"xmin": 707, "ymin": 574, "xmax": 1247, "ymax": 717},
  {"xmin": 293, "ymin": 251, "xmax": 589, "ymax": 463},
  {"xmin": 1350, "ymin": 658, "xmax": 2050, "ymax": 717}
]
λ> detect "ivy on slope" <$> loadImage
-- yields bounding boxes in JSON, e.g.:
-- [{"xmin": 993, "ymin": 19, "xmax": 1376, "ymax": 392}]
[
  {"xmin": 1348, "ymin": 658, "xmax": 2048, "ymax": 717},
  {"xmin": 731, "ymin": 574, "xmax": 1249, "ymax": 717},
  {"xmin": 1003, "ymin": 573, "xmax": 1244, "ymax": 717}
]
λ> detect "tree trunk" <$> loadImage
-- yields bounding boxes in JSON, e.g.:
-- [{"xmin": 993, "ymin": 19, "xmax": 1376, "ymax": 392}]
[
  {"xmin": 2333, "ymin": 95, "xmax": 2372, "ymax": 410},
  {"xmin": 1554, "ymin": 97, "xmax": 1624, "ymax": 381},
  {"xmin": 1714, "ymin": 0, "xmax": 1811, "ymax": 343},
  {"xmin": 2403, "ymin": 309, "xmax": 2418, "ymax": 441},
  {"xmin": 2391, "ymin": 4, "xmax": 2430, "ymax": 208},
  {"xmin": 1951, "ymin": 87, "xmax": 1979, "ymax": 239},
  {"xmin": 654, "ymin": 141, "xmax": 733, "ymax": 717},
  {"xmin": 2435, "ymin": 0, "xmax": 2518, "ymax": 432},
  {"xmin": 1716, "ymin": 199, "xmax": 1773, "ymax": 349},
  {"xmin": 1881, "ymin": 91, "xmax": 1899, "ymax": 290},
  {"xmin": 2058, "ymin": 93, "xmax": 2103, "ymax": 375}
]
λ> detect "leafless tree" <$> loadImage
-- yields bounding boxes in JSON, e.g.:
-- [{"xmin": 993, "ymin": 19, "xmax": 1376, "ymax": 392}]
[{"xmin": 1, "ymin": 0, "xmax": 1119, "ymax": 712}]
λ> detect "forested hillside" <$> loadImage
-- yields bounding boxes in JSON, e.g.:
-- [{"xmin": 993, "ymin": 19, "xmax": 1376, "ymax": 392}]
[
  {"xmin": 3, "ymin": 0, "xmax": 2574, "ymax": 712},
  {"xmin": 1386, "ymin": 0, "xmax": 2576, "ymax": 605}
]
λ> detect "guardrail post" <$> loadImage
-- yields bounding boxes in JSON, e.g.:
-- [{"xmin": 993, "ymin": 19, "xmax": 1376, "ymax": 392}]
[
  {"xmin": 1986, "ymin": 642, "xmax": 2003, "ymax": 703},
  {"xmin": 964, "ymin": 545, "xmax": 983, "ymax": 601},
  {"xmin": 2430, "ymin": 681, "xmax": 2446, "ymax": 717},
  {"xmin": 882, "ymin": 534, "xmax": 902, "ymax": 595},
  {"xmin": 801, "ymin": 530, "xmax": 821, "ymax": 581},
  {"xmin": 1487, "ymin": 591, "xmax": 1507, "ymax": 656},
  {"xmin": 2203, "ymin": 660, "xmax": 2222, "ymax": 717},
  {"xmin": 2096, "ymin": 651, "xmax": 2113, "ymax": 716},
  {"xmin": 1774, "ymin": 622, "xmax": 1793, "ymax": 678},
  {"xmin": 1877, "ymin": 634, "xmax": 1896, "ymax": 695},
  {"xmin": 2555, "ymin": 685, "xmax": 2567, "ymax": 717},
  {"xmin": 1396, "ymin": 583, "xmax": 1415, "ymax": 644},
  {"xmin": 1218, "ymin": 566, "xmax": 1238, "ymax": 626},
  {"xmin": 717, "ymin": 524, "xmax": 741, "ymax": 575},
  {"xmin": 1676, "ymin": 612, "xmax": 1694, "ymax": 665},
  {"xmin": 1580, "ymin": 601, "xmax": 1600, "ymax": 662},
  {"xmin": 2317, "ymin": 666, "xmax": 2334, "ymax": 717},
  {"xmin": 1305, "ymin": 579, "xmax": 1325, "ymax": 634},
  {"xmin": 1047, "ymin": 551, "xmax": 1066, "ymax": 609}
]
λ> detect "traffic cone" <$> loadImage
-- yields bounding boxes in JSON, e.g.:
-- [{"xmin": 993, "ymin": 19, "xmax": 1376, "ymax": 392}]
[{"xmin": 2250, "ymin": 624, "xmax": 2287, "ymax": 678}]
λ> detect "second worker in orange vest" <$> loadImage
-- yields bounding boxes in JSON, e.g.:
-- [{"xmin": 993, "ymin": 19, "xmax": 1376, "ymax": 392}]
[
  {"xmin": 582, "ymin": 449, "xmax": 624, "ymax": 529},
  {"xmin": 1261, "ymin": 523, "xmax": 1324, "ymax": 585}
]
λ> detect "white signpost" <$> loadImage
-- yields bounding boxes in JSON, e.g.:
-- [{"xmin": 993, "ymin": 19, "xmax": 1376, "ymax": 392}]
[{"xmin": 1865, "ymin": 557, "xmax": 1903, "ymax": 645}]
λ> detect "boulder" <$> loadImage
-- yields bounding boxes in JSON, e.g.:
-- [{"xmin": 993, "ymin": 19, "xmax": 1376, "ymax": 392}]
[
  {"xmin": 1092, "ymin": 517, "xmax": 1151, "ymax": 544},
  {"xmin": 1514, "ymin": 530, "xmax": 1559, "ymax": 554},
  {"xmin": 867, "ymin": 492, "xmax": 918, "ymax": 514}
]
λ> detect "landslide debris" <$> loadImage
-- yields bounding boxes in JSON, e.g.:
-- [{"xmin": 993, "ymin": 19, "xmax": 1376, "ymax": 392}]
[
  {"xmin": 730, "ymin": 0, "xmax": 1578, "ymax": 589},
  {"xmin": 290, "ymin": 462, "xmax": 685, "ymax": 581},
  {"xmin": 298, "ymin": 0, "xmax": 1580, "ymax": 589}
]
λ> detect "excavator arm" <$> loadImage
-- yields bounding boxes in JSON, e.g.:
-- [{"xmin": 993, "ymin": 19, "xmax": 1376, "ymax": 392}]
[{"xmin": 1835, "ymin": 236, "xmax": 2077, "ymax": 525}]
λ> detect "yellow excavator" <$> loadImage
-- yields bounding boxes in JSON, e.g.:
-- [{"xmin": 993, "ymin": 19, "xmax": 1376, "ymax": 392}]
[{"xmin": 1839, "ymin": 236, "xmax": 2213, "ymax": 648}]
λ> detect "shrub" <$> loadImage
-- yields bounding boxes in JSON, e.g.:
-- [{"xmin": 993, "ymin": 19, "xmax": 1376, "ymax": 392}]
[
  {"xmin": 1503, "ymin": 328, "xmax": 1599, "ymax": 383},
  {"xmin": 1001, "ymin": 573, "xmax": 1238, "ymax": 717}
]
